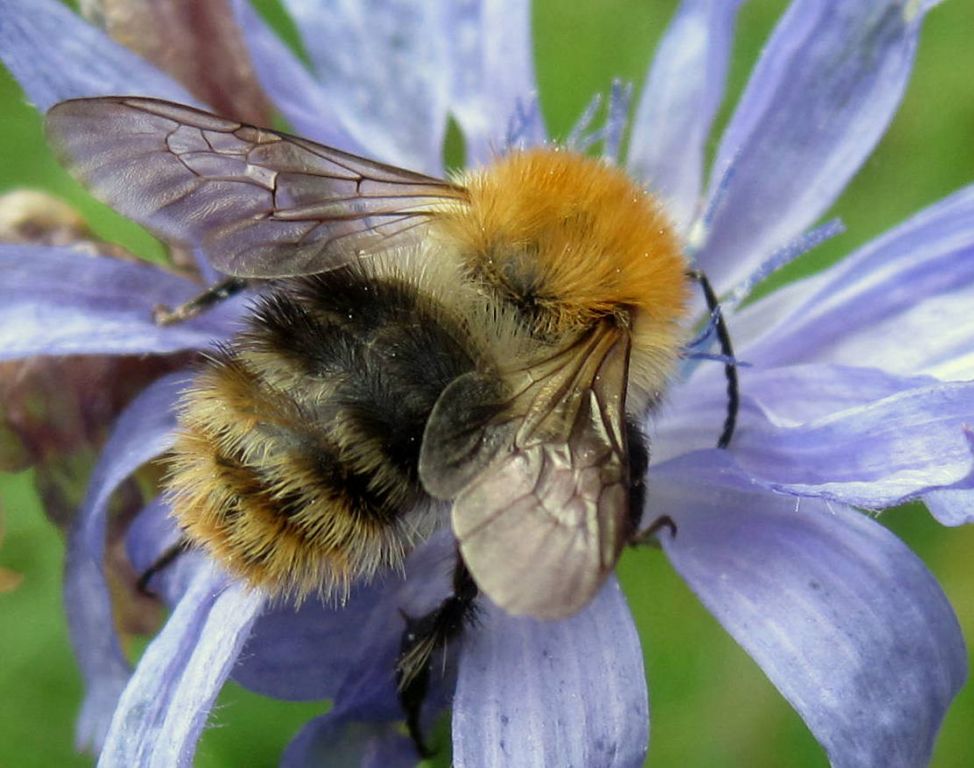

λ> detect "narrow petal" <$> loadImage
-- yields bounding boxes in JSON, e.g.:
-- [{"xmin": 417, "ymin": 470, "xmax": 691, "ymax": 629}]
[
  {"xmin": 658, "ymin": 366, "xmax": 974, "ymax": 507},
  {"xmin": 123, "ymin": 495, "xmax": 206, "ymax": 609},
  {"xmin": 738, "ymin": 184, "xmax": 974, "ymax": 380},
  {"xmin": 65, "ymin": 373, "xmax": 188, "ymax": 752},
  {"xmin": 442, "ymin": 0, "xmax": 545, "ymax": 166},
  {"xmin": 99, "ymin": 564, "xmax": 264, "ymax": 768},
  {"xmin": 731, "ymin": 380, "xmax": 974, "ymax": 507},
  {"xmin": 627, "ymin": 0, "xmax": 743, "ymax": 233},
  {"xmin": 924, "ymin": 489, "xmax": 974, "ymax": 527},
  {"xmin": 453, "ymin": 578, "xmax": 648, "ymax": 768},
  {"xmin": 233, "ymin": 579, "xmax": 394, "ymax": 702},
  {"xmin": 696, "ymin": 0, "xmax": 929, "ymax": 291},
  {"xmin": 653, "ymin": 452, "xmax": 967, "ymax": 768},
  {"xmin": 126, "ymin": 490, "xmax": 456, "ymax": 714},
  {"xmin": 654, "ymin": 363, "xmax": 938, "ymax": 463},
  {"xmin": 279, "ymin": 0, "xmax": 449, "ymax": 173},
  {"xmin": 282, "ymin": 712, "xmax": 417, "ymax": 768},
  {"xmin": 0, "ymin": 246, "xmax": 238, "ymax": 359},
  {"xmin": 230, "ymin": 0, "xmax": 369, "ymax": 155},
  {"xmin": 327, "ymin": 530, "xmax": 458, "ymax": 721},
  {"xmin": 242, "ymin": 531, "xmax": 455, "ymax": 713},
  {"xmin": 0, "ymin": 0, "xmax": 196, "ymax": 111},
  {"xmin": 127, "ymin": 496, "xmax": 399, "ymax": 705}
]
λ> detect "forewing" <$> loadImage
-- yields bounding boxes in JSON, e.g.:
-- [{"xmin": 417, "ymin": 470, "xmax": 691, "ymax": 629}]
[
  {"xmin": 427, "ymin": 325, "xmax": 634, "ymax": 619},
  {"xmin": 45, "ymin": 97, "xmax": 468, "ymax": 277}
]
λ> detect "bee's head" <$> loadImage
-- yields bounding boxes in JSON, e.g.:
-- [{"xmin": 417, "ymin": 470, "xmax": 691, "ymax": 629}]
[{"xmin": 437, "ymin": 148, "xmax": 691, "ymax": 339}]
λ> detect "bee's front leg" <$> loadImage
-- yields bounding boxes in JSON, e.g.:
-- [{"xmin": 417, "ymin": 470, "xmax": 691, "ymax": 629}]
[{"xmin": 153, "ymin": 276, "xmax": 251, "ymax": 325}]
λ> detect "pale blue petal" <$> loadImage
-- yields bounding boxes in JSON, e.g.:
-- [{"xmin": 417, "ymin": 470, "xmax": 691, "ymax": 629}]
[
  {"xmin": 282, "ymin": 713, "xmax": 417, "ymax": 768},
  {"xmin": 655, "ymin": 366, "xmax": 974, "ymax": 506},
  {"xmin": 98, "ymin": 565, "xmax": 264, "ymax": 768},
  {"xmin": 229, "ymin": 0, "xmax": 369, "ymax": 155},
  {"xmin": 326, "ymin": 531, "xmax": 457, "ymax": 721},
  {"xmin": 656, "ymin": 362, "xmax": 932, "ymax": 460},
  {"xmin": 234, "ymin": 579, "xmax": 393, "ymax": 702},
  {"xmin": 0, "ymin": 0, "xmax": 197, "ymax": 111},
  {"xmin": 924, "ymin": 489, "xmax": 974, "ymax": 527},
  {"xmin": 653, "ymin": 452, "xmax": 967, "ymax": 768},
  {"xmin": 628, "ymin": 0, "xmax": 743, "ymax": 233},
  {"xmin": 124, "ymin": 496, "xmax": 207, "ymax": 606},
  {"xmin": 279, "ymin": 0, "xmax": 449, "ymax": 173},
  {"xmin": 453, "ymin": 578, "xmax": 648, "ymax": 768},
  {"xmin": 126, "ymin": 498, "xmax": 457, "ymax": 711},
  {"xmin": 65, "ymin": 373, "xmax": 188, "ymax": 752},
  {"xmin": 696, "ymin": 0, "xmax": 929, "ymax": 291},
  {"xmin": 442, "ymin": 0, "xmax": 544, "ymax": 166},
  {"xmin": 124, "ymin": 497, "xmax": 181, "ymax": 590},
  {"xmin": 0, "ymin": 246, "xmax": 238, "ymax": 360},
  {"xmin": 729, "ymin": 381, "xmax": 974, "ymax": 507},
  {"xmin": 737, "ymin": 184, "xmax": 974, "ymax": 380}
]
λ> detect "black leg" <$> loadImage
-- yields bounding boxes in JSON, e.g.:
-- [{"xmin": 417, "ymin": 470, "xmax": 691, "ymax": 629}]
[
  {"xmin": 153, "ymin": 276, "xmax": 250, "ymax": 325},
  {"xmin": 630, "ymin": 514, "xmax": 677, "ymax": 547},
  {"xmin": 397, "ymin": 553, "xmax": 479, "ymax": 757},
  {"xmin": 687, "ymin": 269, "xmax": 739, "ymax": 449},
  {"xmin": 136, "ymin": 537, "xmax": 190, "ymax": 596}
]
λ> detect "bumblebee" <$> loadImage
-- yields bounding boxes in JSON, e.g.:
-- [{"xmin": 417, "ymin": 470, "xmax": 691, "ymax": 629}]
[{"xmin": 46, "ymin": 96, "xmax": 737, "ymax": 751}]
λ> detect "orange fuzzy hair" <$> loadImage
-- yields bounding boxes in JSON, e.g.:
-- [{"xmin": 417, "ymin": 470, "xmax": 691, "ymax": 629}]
[{"xmin": 436, "ymin": 148, "xmax": 690, "ymax": 334}]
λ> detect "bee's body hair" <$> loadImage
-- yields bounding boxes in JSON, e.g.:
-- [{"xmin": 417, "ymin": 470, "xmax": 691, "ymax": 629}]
[{"xmin": 169, "ymin": 255, "xmax": 483, "ymax": 599}]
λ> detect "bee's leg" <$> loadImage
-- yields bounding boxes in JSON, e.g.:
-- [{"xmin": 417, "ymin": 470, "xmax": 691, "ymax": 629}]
[
  {"xmin": 136, "ymin": 537, "xmax": 191, "ymax": 596},
  {"xmin": 625, "ymin": 418, "xmax": 678, "ymax": 546},
  {"xmin": 625, "ymin": 417, "xmax": 650, "ymax": 539},
  {"xmin": 630, "ymin": 514, "xmax": 677, "ymax": 547},
  {"xmin": 686, "ymin": 269, "xmax": 739, "ymax": 448},
  {"xmin": 153, "ymin": 276, "xmax": 250, "ymax": 325},
  {"xmin": 397, "ymin": 552, "xmax": 479, "ymax": 758}
]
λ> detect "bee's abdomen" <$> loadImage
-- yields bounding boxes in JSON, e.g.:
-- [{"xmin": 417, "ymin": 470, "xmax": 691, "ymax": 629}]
[{"xmin": 167, "ymin": 267, "xmax": 477, "ymax": 598}]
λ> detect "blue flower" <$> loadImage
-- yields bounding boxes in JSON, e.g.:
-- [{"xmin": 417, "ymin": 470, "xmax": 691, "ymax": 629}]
[{"xmin": 1, "ymin": 1, "xmax": 972, "ymax": 766}]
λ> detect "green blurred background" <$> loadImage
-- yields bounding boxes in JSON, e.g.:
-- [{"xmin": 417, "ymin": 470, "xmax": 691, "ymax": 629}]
[{"xmin": 1, "ymin": 1, "xmax": 973, "ymax": 766}]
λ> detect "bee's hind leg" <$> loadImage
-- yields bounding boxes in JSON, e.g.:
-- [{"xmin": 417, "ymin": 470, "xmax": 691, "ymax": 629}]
[
  {"xmin": 153, "ymin": 276, "xmax": 250, "ymax": 325},
  {"xmin": 396, "ymin": 552, "xmax": 479, "ymax": 758}
]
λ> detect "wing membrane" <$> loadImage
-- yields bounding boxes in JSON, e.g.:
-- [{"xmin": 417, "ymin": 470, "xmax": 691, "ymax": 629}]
[
  {"xmin": 421, "ymin": 323, "xmax": 634, "ymax": 619},
  {"xmin": 45, "ymin": 97, "xmax": 468, "ymax": 277}
]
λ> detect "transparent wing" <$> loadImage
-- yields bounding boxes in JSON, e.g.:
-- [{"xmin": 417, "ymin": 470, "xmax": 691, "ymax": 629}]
[
  {"xmin": 420, "ymin": 323, "xmax": 634, "ymax": 619},
  {"xmin": 45, "ymin": 97, "xmax": 468, "ymax": 278}
]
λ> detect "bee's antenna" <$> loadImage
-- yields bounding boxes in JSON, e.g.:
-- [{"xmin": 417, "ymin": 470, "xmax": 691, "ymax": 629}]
[{"xmin": 687, "ymin": 269, "xmax": 738, "ymax": 449}]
